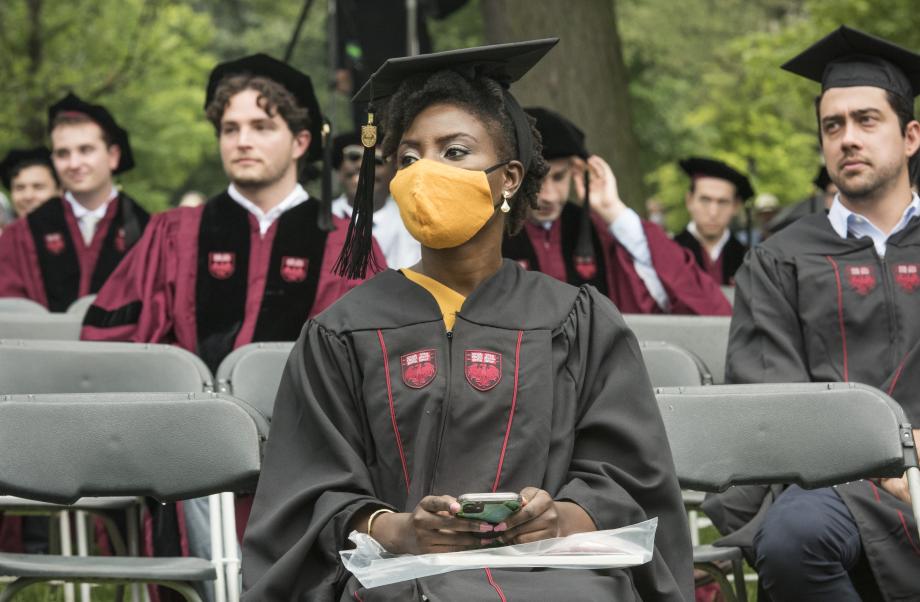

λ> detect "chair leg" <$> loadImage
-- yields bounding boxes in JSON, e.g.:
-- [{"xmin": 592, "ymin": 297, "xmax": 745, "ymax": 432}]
[
  {"xmin": 731, "ymin": 556, "xmax": 748, "ymax": 602},
  {"xmin": 694, "ymin": 562, "xmax": 737, "ymax": 602},
  {"xmin": 0, "ymin": 577, "xmax": 44, "ymax": 602},
  {"xmin": 154, "ymin": 581, "xmax": 204, "ymax": 602}
]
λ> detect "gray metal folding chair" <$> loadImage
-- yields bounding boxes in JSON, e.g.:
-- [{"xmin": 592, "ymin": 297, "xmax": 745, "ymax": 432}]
[
  {"xmin": 0, "ymin": 298, "xmax": 48, "ymax": 314},
  {"xmin": 625, "ymin": 314, "xmax": 731, "ymax": 384},
  {"xmin": 0, "ymin": 392, "xmax": 266, "ymax": 602},
  {"xmin": 66, "ymin": 295, "xmax": 98, "ymax": 317},
  {"xmin": 0, "ymin": 312, "xmax": 83, "ymax": 340},
  {"xmin": 655, "ymin": 382, "xmax": 920, "ymax": 602},
  {"xmin": 638, "ymin": 340, "xmax": 711, "ymax": 387},
  {"xmin": 216, "ymin": 342, "xmax": 294, "ymax": 422}
]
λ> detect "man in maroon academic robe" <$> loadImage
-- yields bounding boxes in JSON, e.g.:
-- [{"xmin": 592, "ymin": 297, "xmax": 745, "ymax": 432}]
[
  {"xmin": 503, "ymin": 107, "xmax": 730, "ymax": 315},
  {"xmin": 81, "ymin": 54, "xmax": 382, "ymax": 373},
  {"xmin": 673, "ymin": 157, "xmax": 750, "ymax": 286},
  {"xmin": 0, "ymin": 94, "xmax": 149, "ymax": 311}
]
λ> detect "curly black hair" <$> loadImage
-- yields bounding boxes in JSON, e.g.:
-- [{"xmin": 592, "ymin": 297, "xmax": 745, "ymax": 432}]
[{"xmin": 378, "ymin": 69, "xmax": 548, "ymax": 235}]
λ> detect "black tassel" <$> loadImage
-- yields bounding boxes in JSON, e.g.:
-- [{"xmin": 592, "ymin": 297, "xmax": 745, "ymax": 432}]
[
  {"xmin": 317, "ymin": 117, "xmax": 334, "ymax": 231},
  {"xmin": 333, "ymin": 109, "xmax": 381, "ymax": 279},
  {"xmin": 573, "ymin": 166, "xmax": 597, "ymax": 281}
]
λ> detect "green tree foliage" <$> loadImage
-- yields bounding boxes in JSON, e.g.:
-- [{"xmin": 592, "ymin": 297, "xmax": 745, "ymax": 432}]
[{"xmin": 0, "ymin": 0, "xmax": 218, "ymax": 212}]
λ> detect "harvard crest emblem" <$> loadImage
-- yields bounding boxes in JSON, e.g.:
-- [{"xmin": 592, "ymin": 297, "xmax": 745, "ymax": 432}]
[
  {"xmin": 893, "ymin": 263, "xmax": 920, "ymax": 293},
  {"xmin": 280, "ymin": 256, "xmax": 308, "ymax": 283},
  {"xmin": 44, "ymin": 232, "xmax": 65, "ymax": 255},
  {"xmin": 574, "ymin": 255, "xmax": 597, "ymax": 280},
  {"xmin": 846, "ymin": 265, "xmax": 876, "ymax": 295},
  {"xmin": 400, "ymin": 349, "xmax": 437, "ymax": 389},
  {"xmin": 208, "ymin": 252, "xmax": 235, "ymax": 280},
  {"xmin": 465, "ymin": 349, "xmax": 502, "ymax": 391},
  {"xmin": 114, "ymin": 228, "xmax": 127, "ymax": 253}
]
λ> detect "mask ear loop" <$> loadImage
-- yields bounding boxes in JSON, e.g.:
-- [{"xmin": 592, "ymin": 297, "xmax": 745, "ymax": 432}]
[{"xmin": 484, "ymin": 161, "xmax": 511, "ymax": 212}]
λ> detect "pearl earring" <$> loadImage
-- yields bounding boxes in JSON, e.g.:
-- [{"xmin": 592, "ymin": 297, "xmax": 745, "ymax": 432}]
[{"xmin": 500, "ymin": 191, "xmax": 511, "ymax": 213}]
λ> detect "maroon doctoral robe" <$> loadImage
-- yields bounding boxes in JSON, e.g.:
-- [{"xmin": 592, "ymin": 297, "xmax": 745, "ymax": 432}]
[
  {"xmin": 0, "ymin": 195, "xmax": 149, "ymax": 311},
  {"xmin": 503, "ymin": 203, "xmax": 731, "ymax": 315},
  {"xmin": 81, "ymin": 192, "xmax": 384, "ymax": 372}
]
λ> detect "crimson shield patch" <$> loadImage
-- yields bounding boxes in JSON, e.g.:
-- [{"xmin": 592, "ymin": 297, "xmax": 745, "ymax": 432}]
[
  {"xmin": 465, "ymin": 349, "xmax": 502, "ymax": 391},
  {"xmin": 44, "ymin": 232, "xmax": 65, "ymax": 255},
  {"xmin": 574, "ymin": 255, "xmax": 597, "ymax": 280},
  {"xmin": 115, "ymin": 228, "xmax": 127, "ymax": 253},
  {"xmin": 846, "ymin": 265, "xmax": 876, "ymax": 295},
  {"xmin": 400, "ymin": 349, "xmax": 437, "ymax": 389},
  {"xmin": 280, "ymin": 256, "xmax": 308, "ymax": 283},
  {"xmin": 893, "ymin": 263, "xmax": 920, "ymax": 293},
  {"xmin": 208, "ymin": 252, "xmax": 235, "ymax": 280}
]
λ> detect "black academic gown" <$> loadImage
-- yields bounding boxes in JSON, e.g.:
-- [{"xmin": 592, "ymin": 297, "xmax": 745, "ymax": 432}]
[
  {"xmin": 702, "ymin": 212, "xmax": 920, "ymax": 601},
  {"xmin": 673, "ymin": 228, "xmax": 747, "ymax": 286},
  {"xmin": 242, "ymin": 261, "xmax": 693, "ymax": 602}
]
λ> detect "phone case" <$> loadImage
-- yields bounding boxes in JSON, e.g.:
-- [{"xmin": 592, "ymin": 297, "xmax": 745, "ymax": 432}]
[{"xmin": 457, "ymin": 499, "xmax": 521, "ymax": 524}]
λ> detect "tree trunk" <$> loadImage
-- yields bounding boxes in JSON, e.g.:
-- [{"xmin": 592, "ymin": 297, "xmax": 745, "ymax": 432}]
[{"xmin": 480, "ymin": 0, "xmax": 647, "ymax": 209}]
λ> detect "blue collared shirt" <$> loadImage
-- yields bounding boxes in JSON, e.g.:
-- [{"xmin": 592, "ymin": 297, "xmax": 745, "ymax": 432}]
[{"xmin": 827, "ymin": 193, "xmax": 920, "ymax": 257}]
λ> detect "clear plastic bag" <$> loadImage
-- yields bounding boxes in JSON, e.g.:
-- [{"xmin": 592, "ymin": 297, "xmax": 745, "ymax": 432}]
[{"xmin": 340, "ymin": 517, "xmax": 657, "ymax": 589}]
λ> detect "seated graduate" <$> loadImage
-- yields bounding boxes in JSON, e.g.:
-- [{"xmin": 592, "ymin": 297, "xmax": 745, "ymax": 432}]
[
  {"xmin": 0, "ymin": 94, "xmax": 150, "ymax": 311},
  {"xmin": 503, "ymin": 107, "xmax": 731, "ymax": 315},
  {"xmin": 242, "ymin": 40, "xmax": 693, "ymax": 602},
  {"xmin": 673, "ymin": 157, "xmax": 751, "ymax": 286},
  {"xmin": 82, "ymin": 54, "xmax": 383, "ymax": 374},
  {"xmin": 331, "ymin": 131, "xmax": 421, "ymax": 268},
  {"xmin": 0, "ymin": 147, "xmax": 60, "ymax": 218}
]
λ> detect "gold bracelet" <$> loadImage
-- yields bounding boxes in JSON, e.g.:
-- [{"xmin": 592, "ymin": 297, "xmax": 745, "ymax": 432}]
[{"xmin": 367, "ymin": 508, "xmax": 395, "ymax": 538}]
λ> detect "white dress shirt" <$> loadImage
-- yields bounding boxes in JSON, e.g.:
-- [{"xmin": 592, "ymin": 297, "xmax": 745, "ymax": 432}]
[
  {"xmin": 686, "ymin": 221, "xmax": 731, "ymax": 261},
  {"xmin": 227, "ymin": 183, "xmax": 310, "ymax": 236},
  {"xmin": 607, "ymin": 208, "xmax": 670, "ymax": 311},
  {"xmin": 64, "ymin": 188, "xmax": 119, "ymax": 245},
  {"xmin": 332, "ymin": 194, "xmax": 421, "ymax": 269},
  {"xmin": 827, "ymin": 193, "xmax": 920, "ymax": 257}
]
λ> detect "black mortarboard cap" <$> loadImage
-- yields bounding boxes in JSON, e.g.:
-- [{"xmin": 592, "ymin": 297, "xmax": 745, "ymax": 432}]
[
  {"xmin": 205, "ymin": 53, "xmax": 324, "ymax": 162},
  {"xmin": 332, "ymin": 131, "xmax": 362, "ymax": 169},
  {"xmin": 813, "ymin": 166, "xmax": 832, "ymax": 190},
  {"xmin": 336, "ymin": 38, "xmax": 559, "ymax": 280},
  {"xmin": 0, "ymin": 147, "xmax": 54, "ymax": 191},
  {"xmin": 679, "ymin": 157, "xmax": 754, "ymax": 201},
  {"xmin": 47, "ymin": 92, "xmax": 134, "ymax": 174},
  {"xmin": 781, "ymin": 25, "xmax": 920, "ymax": 99},
  {"xmin": 526, "ymin": 107, "xmax": 588, "ymax": 160}
]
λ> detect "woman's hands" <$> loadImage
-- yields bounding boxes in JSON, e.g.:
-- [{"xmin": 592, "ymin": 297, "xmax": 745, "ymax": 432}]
[{"xmin": 362, "ymin": 488, "xmax": 597, "ymax": 553}]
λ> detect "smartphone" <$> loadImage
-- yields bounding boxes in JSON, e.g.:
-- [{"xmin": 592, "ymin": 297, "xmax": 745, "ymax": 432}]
[{"xmin": 456, "ymin": 492, "xmax": 522, "ymax": 524}]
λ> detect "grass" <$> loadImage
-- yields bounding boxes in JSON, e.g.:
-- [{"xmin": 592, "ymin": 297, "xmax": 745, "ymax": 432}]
[{"xmin": 0, "ymin": 583, "xmax": 119, "ymax": 601}]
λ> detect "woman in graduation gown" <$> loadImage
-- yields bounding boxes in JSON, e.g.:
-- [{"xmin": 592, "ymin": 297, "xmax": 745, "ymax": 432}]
[{"xmin": 242, "ymin": 39, "xmax": 693, "ymax": 602}]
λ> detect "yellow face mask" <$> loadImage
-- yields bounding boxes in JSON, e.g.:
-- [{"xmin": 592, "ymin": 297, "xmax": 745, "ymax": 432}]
[{"xmin": 390, "ymin": 158, "xmax": 506, "ymax": 249}]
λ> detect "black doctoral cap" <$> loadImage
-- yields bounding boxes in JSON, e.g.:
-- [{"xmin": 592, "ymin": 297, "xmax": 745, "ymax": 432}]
[
  {"xmin": 0, "ymin": 147, "xmax": 55, "ymax": 191},
  {"xmin": 679, "ymin": 157, "xmax": 754, "ymax": 201},
  {"xmin": 47, "ymin": 92, "xmax": 135, "ymax": 174},
  {"xmin": 331, "ymin": 131, "xmax": 363, "ymax": 170},
  {"xmin": 205, "ymin": 53, "xmax": 325, "ymax": 162},
  {"xmin": 781, "ymin": 25, "xmax": 920, "ymax": 99},
  {"xmin": 334, "ymin": 38, "xmax": 559, "ymax": 279},
  {"xmin": 526, "ymin": 106, "xmax": 598, "ymax": 279}
]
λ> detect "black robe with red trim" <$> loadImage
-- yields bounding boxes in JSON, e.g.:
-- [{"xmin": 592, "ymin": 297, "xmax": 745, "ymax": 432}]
[
  {"xmin": 673, "ymin": 228, "xmax": 747, "ymax": 286},
  {"xmin": 502, "ymin": 203, "xmax": 731, "ymax": 316},
  {"xmin": 241, "ymin": 260, "xmax": 693, "ymax": 602},
  {"xmin": 81, "ymin": 192, "xmax": 382, "ymax": 373},
  {"xmin": 0, "ymin": 194, "xmax": 149, "ymax": 311},
  {"xmin": 702, "ymin": 212, "xmax": 920, "ymax": 601}
]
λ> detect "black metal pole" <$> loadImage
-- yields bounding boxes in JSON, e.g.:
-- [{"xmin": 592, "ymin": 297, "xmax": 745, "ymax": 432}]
[{"xmin": 284, "ymin": 0, "xmax": 316, "ymax": 63}]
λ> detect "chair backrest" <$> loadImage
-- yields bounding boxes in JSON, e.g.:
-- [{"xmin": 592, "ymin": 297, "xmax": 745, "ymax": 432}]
[
  {"xmin": 656, "ymin": 382, "xmax": 916, "ymax": 492},
  {"xmin": 624, "ymin": 314, "xmax": 731, "ymax": 384},
  {"xmin": 67, "ymin": 294, "xmax": 97, "ymax": 317},
  {"xmin": 0, "ymin": 393, "xmax": 266, "ymax": 504},
  {"xmin": 639, "ymin": 340, "xmax": 711, "ymax": 387},
  {"xmin": 0, "ymin": 312, "xmax": 83, "ymax": 340},
  {"xmin": 0, "ymin": 340, "xmax": 213, "ymax": 394},
  {"xmin": 0, "ymin": 298, "xmax": 49, "ymax": 314},
  {"xmin": 719, "ymin": 286, "xmax": 735, "ymax": 306},
  {"xmin": 216, "ymin": 342, "xmax": 294, "ymax": 421}
]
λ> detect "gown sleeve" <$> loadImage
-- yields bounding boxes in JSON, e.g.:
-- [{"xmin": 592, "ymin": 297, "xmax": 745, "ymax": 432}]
[
  {"xmin": 555, "ymin": 286, "xmax": 693, "ymax": 602},
  {"xmin": 241, "ymin": 321, "xmax": 391, "ymax": 601},
  {"xmin": 642, "ymin": 221, "xmax": 732, "ymax": 316},
  {"xmin": 724, "ymin": 245, "xmax": 810, "ymax": 384},
  {"xmin": 80, "ymin": 213, "xmax": 178, "ymax": 345},
  {"xmin": 0, "ymin": 218, "xmax": 46, "ymax": 306}
]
